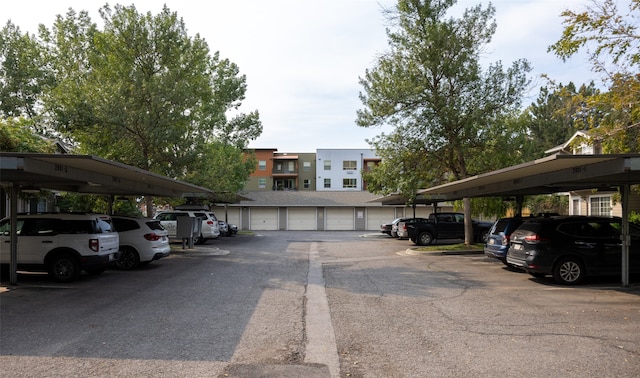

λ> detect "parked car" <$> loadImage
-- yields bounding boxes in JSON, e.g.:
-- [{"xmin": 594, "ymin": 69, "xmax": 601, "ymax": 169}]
[
  {"xmin": 154, "ymin": 210, "xmax": 220, "ymax": 244},
  {"xmin": 396, "ymin": 218, "xmax": 430, "ymax": 239},
  {"xmin": 0, "ymin": 213, "xmax": 119, "ymax": 282},
  {"xmin": 111, "ymin": 216, "xmax": 171, "ymax": 270},
  {"xmin": 484, "ymin": 217, "xmax": 525, "ymax": 265},
  {"xmin": 506, "ymin": 215, "xmax": 640, "ymax": 285},
  {"xmin": 228, "ymin": 223, "xmax": 238, "ymax": 235},
  {"xmin": 381, "ymin": 217, "xmax": 410, "ymax": 238},
  {"xmin": 218, "ymin": 220, "xmax": 230, "ymax": 236},
  {"xmin": 407, "ymin": 212, "xmax": 493, "ymax": 246}
]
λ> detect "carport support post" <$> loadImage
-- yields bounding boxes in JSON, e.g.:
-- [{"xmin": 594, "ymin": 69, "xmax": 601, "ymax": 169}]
[
  {"xmin": 621, "ymin": 184, "xmax": 630, "ymax": 287},
  {"xmin": 9, "ymin": 183, "xmax": 18, "ymax": 285}
]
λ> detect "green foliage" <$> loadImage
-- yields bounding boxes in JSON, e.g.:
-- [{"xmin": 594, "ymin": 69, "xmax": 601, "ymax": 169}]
[
  {"xmin": 357, "ymin": 0, "xmax": 532, "ymax": 203},
  {"xmin": 524, "ymin": 81, "xmax": 601, "ymax": 157},
  {"xmin": 0, "ymin": 21, "xmax": 53, "ymax": 120},
  {"xmin": 452, "ymin": 197, "xmax": 515, "ymax": 219},
  {"xmin": 0, "ymin": 117, "xmax": 57, "ymax": 152},
  {"xmin": 629, "ymin": 211, "xmax": 640, "ymax": 225},
  {"xmin": 182, "ymin": 142, "xmax": 257, "ymax": 198},
  {"xmin": 55, "ymin": 193, "xmax": 143, "ymax": 216},
  {"xmin": 548, "ymin": 1, "xmax": 640, "ymax": 154},
  {"xmin": 1, "ymin": 4, "xmax": 261, "ymax": 203},
  {"xmin": 549, "ymin": 0, "xmax": 640, "ymax": 73},
  {"xmin": 523, "ymin": 194, "xmax": 569, "ymax": 216}
]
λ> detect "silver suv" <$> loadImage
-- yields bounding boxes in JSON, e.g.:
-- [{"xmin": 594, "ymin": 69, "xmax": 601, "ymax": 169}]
[
  {"xmin": 154, "ymin": 210, "xmax": 220, "ymax": 244},
  {"xmin": 0, "ymin": 213, "xmax": 120, "ymax": 282}
]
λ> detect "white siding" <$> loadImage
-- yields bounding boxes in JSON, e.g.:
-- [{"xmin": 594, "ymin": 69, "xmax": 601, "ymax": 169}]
[{"xmin": 316, "ymin": 149, "xmax": 379, "ymax": 191}]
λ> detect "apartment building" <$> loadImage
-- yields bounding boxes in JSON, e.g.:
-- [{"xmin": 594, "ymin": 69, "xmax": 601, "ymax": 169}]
[
  {"xmin": 315, "ymin": 149, "xmax": 381, "ymax": 191},
  {"xmin": 244, "ymin": 148, "xmax": 379, "ymax": 192}
]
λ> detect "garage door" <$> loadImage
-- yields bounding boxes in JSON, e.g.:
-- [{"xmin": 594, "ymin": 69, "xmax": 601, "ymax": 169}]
[
  {"xmin": 211, "ymin": 207, "xmax": 242, "ymax": 229},
  {"xmin": 250, "ymin": 208, "xmax": 278, "ymax": 230},
  {"xmin": 326, "ymin": 208, "xmax": 354, "ymax": 230},
  {"xmin": 288, "ymin": 207, "xmax": 316, "ymax": 230},
  {"xmin": 366, "ymin": 208, "xmax": 396, "ymax": 231}
]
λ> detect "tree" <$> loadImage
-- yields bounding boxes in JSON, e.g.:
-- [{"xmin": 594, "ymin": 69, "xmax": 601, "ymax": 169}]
[
  {"xmin": 357, "ymin": 0, "xmax": 531, "ymax": 243},
  {"xmin": 524, "ymin": 81, "xmax": 601, "ymax": 157},
  {"xmin": 36, "ymin": 5, "xmax": 261, "ymax": 215},
  {"xmin": 549, "ymin": 0, "xmax": 640, "ymax": 153},
  {"xmin": 0, "ymin": 117, "xmax": 56, "ymax": 152},
  {"xmin": 0, "ymin": 21, "xmax": 53, "ymax": 120}
]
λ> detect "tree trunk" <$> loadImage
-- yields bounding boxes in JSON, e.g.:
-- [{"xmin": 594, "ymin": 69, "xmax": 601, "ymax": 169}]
[
  {"xmin": 463, "ymin": 197, "xmax": 473, "ymax": 245},
  {"xmin": 145, "ymin": 196, "xmax": 154, "ymax": 218}
]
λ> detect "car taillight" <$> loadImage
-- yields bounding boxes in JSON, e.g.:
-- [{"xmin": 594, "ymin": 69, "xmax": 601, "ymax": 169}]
[
  {"xmin": 89, "ymin": 239, "xmax": 99, "ymax": 252},
  {"xmin": 144, "ymin": 233, "xmax": 162, "ymax": 241},
  {"xmin": 207, "ymin": 220, "xmax": 214, "ymax": 225},
  {"xmin": 523, "ymin": 234, "xmax": 548, "ymax": 243},
  {"xmin": 502, "ymin": 235, "xmax": 510, "ymax": 246}
]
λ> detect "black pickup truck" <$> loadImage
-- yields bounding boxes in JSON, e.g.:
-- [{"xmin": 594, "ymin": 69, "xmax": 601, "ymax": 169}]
[{"xmin": 406, "ymin": 212, "xmax": 494, "ymax": 246}]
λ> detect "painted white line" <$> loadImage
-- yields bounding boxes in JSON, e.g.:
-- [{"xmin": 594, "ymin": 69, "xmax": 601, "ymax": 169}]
[{"xmin": 304, "ymin": 242, "xmax": 340, "ymax": 377}]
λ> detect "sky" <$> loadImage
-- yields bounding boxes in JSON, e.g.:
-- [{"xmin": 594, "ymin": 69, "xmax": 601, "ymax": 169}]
[{"xmin": 4, "ymin": 0, "xmax": 602, "ymax": 153}]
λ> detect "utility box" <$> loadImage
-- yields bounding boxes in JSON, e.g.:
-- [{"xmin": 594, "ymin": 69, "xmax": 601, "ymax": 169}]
[
  {"xmin": 192, "ymin": 216, "xmax": 203, "ymax": 240},
  {"xmin": 177, "ymin": 216, "xmax": 196, "ymax": 249}
]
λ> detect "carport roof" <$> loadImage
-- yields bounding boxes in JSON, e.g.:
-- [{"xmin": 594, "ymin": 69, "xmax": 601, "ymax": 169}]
[
  {"xmin": 417, "ymin": 154, "xmax": 640, "ymax": 200},
  {"xmin": 0, "ymin": 152, "xmax": 217, "ymax": 198}
]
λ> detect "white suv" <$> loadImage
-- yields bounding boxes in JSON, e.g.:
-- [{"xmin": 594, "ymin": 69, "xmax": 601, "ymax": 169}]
[
  {"xmin": 111, "ymin": 216, "xmax": 171, "ymax": 270},
  {"xmin": 0, "ymin": 213, "xmax": 120, "ymax": 282},
  {"xmin": 154, "ymin": 210, "xmax": 220, "ymax": 244}
]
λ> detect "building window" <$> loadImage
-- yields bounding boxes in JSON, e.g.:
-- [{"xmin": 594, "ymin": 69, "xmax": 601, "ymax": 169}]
[
  {"xmin": 343, "ymin": 160, "xmax": 357, "ymax": 170},
  {"xmin": 324, "ymin": 160, "xmax": 331, "ymax": 170},
  {"xmin": 303, "ymin": 162, "xmax": 311, "ymax": 171},
  {"xmin": 572, "ymin": 199, "xmax": 580, "ymax": 215},
  {"xmin": 258, "ymin": 178, "xmax": 266, "ymax": 189},
  {"xmin": 258, "ymin": 160, "xmax": 266, "ymax": 171},
  {"xmin": 590, "ymin": 196, "xmax": 611, "ymax": 216},
  {"xmin": 343, "ymin": 178, "xmax": 357, "ymax": 188},
  {"xmin": 303, "ymin": 179, "xmax": 310, "ymax": 189},
  {"xmin": 324, "ymin": 178, "xmax": 331, "ymax": 188}
]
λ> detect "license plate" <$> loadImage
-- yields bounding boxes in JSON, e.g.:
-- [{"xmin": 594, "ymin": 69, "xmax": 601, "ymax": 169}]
[
  {"xmin": 489, "ymin": 239, "xmax": 495, "ymax": 245},
  {"xmin": 512, "ymin": 243, "xmax": 522, "ymax": 250}
]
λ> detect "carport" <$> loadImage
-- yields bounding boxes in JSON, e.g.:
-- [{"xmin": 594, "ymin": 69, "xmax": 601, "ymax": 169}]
[
  {"xmin": 414, "ymin": 153, "xmax": 640, "ymax": 287},
  {"xmin": 1, "ymin": 152, "xmax": 217, "ymax": 285}
]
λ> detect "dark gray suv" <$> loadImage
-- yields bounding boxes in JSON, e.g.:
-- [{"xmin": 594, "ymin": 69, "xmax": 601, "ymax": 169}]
[{"xmin": 506, "ymin": 216, "xmax": 640, "ymax": 285}]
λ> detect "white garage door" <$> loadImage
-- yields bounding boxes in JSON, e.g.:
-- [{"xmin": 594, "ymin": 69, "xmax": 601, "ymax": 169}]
[
  {"xmin": 288, "ymin": 207, "xmax": 316, "ymax": 230},
  {"xmin": 211, "ymin": 207, "xmax": 241, "ymax": 228},
  {"xmin": 326, "ymin": 208, "xmax": 354, "ymax": 230},
  {"xmin": 250, "ymin": 208, "xmax": 278, "ymax": 230},
  {"xmin": 366, "ymin": 208, "xmax": 396, "ymax": 231}
]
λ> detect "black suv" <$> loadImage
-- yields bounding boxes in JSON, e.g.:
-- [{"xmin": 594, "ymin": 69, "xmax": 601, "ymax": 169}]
[{"xmin": 506, "ymin": 216, "xmax": 640, "ymax": 285}]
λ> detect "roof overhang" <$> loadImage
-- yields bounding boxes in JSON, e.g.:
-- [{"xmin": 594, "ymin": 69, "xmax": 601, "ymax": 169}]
[
  {"xmin": 0, "ymin": 152, "xmax": 217, "ymax": 198},
  {"xmin": 418, "ymin": 154, "xmax": 640, "ymax": 200}
]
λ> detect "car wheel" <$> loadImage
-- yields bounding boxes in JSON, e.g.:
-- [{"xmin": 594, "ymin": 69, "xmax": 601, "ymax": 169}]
[
  {"xmin": 47, "ymin": 253, "xmax": 80, "ymax": 283},
  {"xmin": 418, "ymin": 232, "xmax": 433, "ymax": 246},
  {"xmin": 479, "ymin": 230, "xmax": 489, "ymax": 243},
  {"xmin": 115, "ymin": 247, "xmax": 140, "ymax": 270},
  {"xmin": 553, "ymin": 257, "xmax": 584, "ymax": 285},
  {"xmin": 195, "ymin": 234, "xmax": 205, "ymax": 245}
]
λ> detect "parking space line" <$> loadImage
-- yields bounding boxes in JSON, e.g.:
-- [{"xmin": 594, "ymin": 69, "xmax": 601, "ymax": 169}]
[{"xmin": 304, "ymin": 242, "xmax": 340, "ymax": 377}]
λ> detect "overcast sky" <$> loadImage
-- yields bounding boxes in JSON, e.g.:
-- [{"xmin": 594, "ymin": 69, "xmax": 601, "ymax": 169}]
[{"xmin": 5, "ymin": 1, "xmax": 601, "ymax": 152}]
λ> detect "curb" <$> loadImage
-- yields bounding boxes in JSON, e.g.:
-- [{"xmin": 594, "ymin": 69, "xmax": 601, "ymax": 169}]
[{"xmin": 403, "ymin": 248, "xmax": 484, "ymax": 256}]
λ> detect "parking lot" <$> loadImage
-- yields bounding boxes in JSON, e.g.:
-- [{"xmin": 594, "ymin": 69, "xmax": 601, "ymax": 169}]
[{"xmin": 2, "ymin": 231, "xmax": 639, "ymax": 377}]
